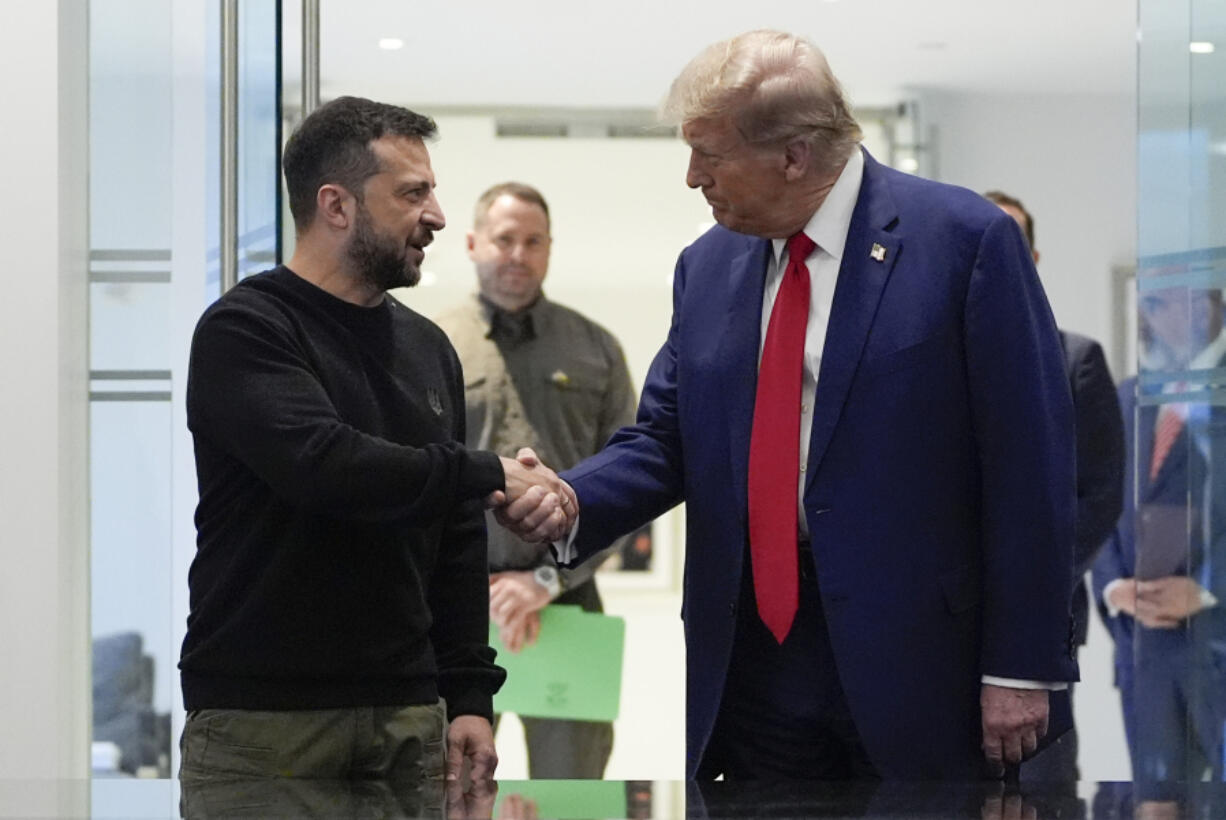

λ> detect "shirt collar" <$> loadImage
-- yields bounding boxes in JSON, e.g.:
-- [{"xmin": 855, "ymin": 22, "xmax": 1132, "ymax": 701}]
[
  {"xmin": 1190, "ymin": 325, "xmax": 1226, "ymax": 371},
  {"xmin": 476, "ymin": 292, "xmax": 548, "ymax": 341},
  {"xmin": 770, "ymin": 146, "xmax": 864, "ymax": 265}
]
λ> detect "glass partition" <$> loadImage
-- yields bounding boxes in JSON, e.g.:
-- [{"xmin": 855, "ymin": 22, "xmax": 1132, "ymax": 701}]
[
  {"xmin": 89, "ymin": 0, "xmax": 280, "ymax": 778},
  {"xmin": 1126, "ymin": 0, "xmax": 1226, "ymax": 807}
]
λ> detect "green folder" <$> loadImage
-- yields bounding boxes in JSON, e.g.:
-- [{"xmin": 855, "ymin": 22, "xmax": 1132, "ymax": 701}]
[
  {"xmin": 490, "ymin": 605, "xmax": 625, "ymax": 721},
  {"xmin": 492, "ymin": 780, "xmax": 628, "ymax": 819}
]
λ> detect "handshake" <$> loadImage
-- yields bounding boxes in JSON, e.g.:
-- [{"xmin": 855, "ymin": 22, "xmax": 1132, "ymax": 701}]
[{"xmin": 486, "ymin": 447, "xmax": 578, "ymax": 544}]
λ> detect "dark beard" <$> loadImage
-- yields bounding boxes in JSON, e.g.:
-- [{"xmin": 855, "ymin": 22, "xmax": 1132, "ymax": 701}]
[{"xmin": 346, "ymin": 205, "xmax": 420, "ymax": 292}]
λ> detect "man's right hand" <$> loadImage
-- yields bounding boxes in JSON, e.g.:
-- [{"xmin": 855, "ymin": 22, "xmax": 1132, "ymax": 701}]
[
  {"xmin": 1106, "ymin": 578, "xmax": 1138, "ymax": 617},
  {"xmin": 487, "ymin": 448, "xmax": 578, "ymax": 543}
]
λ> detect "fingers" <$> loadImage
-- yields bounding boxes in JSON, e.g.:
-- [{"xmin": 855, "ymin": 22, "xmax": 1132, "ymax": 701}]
[
  {"xmin": 496, "ymin": 492, "xmax": 568, "ymax": 543},
  {"xmin": 524, "ymin": 612, "xmax": 541, "ymax": 647},
  {"xmin": 445, "ymin": 732, "xmax": 465, "ymax": 781},
  {"xmin": 980, "ymin": 686, "xmax": 1048, "ymax": 776},
  {"xmin": 501, "ymin": 485, "xmax": 555, "ymax": 526},
  {"xmin": 469, "ymin": 745, "xmax": 498, "ymax": 782},
  {"xmin": 501, "ymin": 619, "xmax": 527, "ymax": 653},
  {"xmin": 982, "ymin": 732, "xmax": 1005, "ymax": 778},
  {"xmin": 516, "ymin": 447, "xmax": 540, "ymax": 468},
  {"xmin": 1019, "ymin": 729, "xmax": 1038, "ymax": 759},
  {"xmin": 485, "ymin": 490, "xmax": 506, "ymax": 509},
  {"xmin": 558, "ymin": 481, "xmax": 579, "ymax": 530}
]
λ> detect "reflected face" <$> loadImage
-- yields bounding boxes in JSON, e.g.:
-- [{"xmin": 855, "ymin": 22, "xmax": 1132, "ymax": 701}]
[
  {"xmin": 682, "ymin": 116, "xmax": 788, "ymax": 237},
  {"xmin": 1141, "ymin": 288, "xmax": 1225, "ymax": 365},
  {"xmin": 467, "ymin": 194, "xmax": 551, "ymax": 312},
  {"xmin": 346, "ymin": 136, "xmax": 445, "ymax": 291}
]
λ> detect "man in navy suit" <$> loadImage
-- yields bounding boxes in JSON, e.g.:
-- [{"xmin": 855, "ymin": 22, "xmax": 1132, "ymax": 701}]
[
  {"xmin": 1092, "ymin": 285, "xmax": 1226, "ymax": 806},
  {"xmin": 502, "ymin": 30, "xmax": 1078, "ymax": 779}
]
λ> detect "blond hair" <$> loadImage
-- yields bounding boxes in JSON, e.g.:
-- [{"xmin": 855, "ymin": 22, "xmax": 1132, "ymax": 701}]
[{"xmin": 662, "ymin": 30, "xmax": 862, "ymax": 175}]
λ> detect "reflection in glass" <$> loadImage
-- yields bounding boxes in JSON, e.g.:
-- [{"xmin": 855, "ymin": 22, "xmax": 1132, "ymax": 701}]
[{"xmin": 1089, "ymin": 0, "xmax": 1226, "ymax": 808}]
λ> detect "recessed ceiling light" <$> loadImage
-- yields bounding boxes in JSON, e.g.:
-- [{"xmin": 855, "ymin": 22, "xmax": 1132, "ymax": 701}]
[
  {"xmin": 899, "ymin": 157, "xmax": 920, "ymax": 173},
  {"xmin": 1190, "ymin": 41, "xmax": 1215, "ymax": 54},
  {"xmin": 378, "ymin": 38, "xmax": 404, "ymax": 51}
]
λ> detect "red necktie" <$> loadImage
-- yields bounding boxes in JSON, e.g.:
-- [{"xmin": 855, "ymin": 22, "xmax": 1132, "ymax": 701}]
[
  {"xmin": 748, "ymin": 231, "xmax": 815, "ymax": 644},
  {"xmin": 1150, "ymin": 400, "xmax": 1185, "ymax": 481}
]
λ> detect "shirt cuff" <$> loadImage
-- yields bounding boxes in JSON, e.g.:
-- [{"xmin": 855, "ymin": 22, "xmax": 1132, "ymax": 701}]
[
  {"xmin": 1102, "ymin": 578, "xmax": 1127, "ymax": 617},
  {"xmin": 551, "ymin": 514, "xmax": 579, "ymax": 565},
  {"xmin": 981, "ymin": 676, "xmax": 1068, "ymax": 691},
  {"xmin": 1201, "ymin": 586, "xmax": 1219, "ymax": 609}
]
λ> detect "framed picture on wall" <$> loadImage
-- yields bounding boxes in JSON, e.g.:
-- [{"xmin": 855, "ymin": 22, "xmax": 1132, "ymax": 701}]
[{"xmin": 596, "ymin": 505, "xmax": 684, "ymax": 593}]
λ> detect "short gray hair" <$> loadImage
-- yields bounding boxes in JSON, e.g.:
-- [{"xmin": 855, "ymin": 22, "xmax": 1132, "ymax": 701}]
[{"xmin": 661, "ymin": 30, "xmax": 862, "ymax": 175}]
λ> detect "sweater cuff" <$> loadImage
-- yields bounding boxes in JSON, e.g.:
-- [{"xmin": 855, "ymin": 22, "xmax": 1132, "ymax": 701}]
[
  {"xmin": 443, "ymin": 688, "xmax": 495, "ymax": 724},
  {"xmin": 460, "ymin": 449, "xmax": 505, "ymax": 499}
]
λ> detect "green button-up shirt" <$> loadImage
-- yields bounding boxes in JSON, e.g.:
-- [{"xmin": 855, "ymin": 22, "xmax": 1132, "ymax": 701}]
[{"xmin": 435, "ymin": 294, "xmax": 637, "ymax": 583}]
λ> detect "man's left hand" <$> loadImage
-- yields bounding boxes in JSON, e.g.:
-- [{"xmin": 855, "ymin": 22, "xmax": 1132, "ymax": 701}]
[
  {"xmin": 980, "ymin": 685, "xmax": 1048, "ymax": 777},
  {"xmin": 446, "ymin": 715, "xmax": 498, "ymax": 782}
]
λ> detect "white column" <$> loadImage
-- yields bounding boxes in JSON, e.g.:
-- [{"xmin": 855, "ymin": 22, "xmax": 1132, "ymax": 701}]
[
  {"xmin": 0, "ymin": 0, "xmax": 91, "ymax": 791},
  {"xmin": 170, "ymin": 0, "xmax": 216, "ymax": 773}
]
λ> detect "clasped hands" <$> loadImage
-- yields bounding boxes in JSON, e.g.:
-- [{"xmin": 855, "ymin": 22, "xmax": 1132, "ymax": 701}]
[
  {"xmin": 1108, "ymin": 576, "xmax": 1209, "ymax": 628},
  {"xmin": 486, "ymin": 447, "xmax": 578, "ymax": 543}
]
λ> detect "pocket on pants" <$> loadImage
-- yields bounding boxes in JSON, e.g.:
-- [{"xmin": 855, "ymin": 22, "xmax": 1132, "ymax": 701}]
[{"xmin": 182, "ymin": 709, "xmax": 279, "ymax": 778}]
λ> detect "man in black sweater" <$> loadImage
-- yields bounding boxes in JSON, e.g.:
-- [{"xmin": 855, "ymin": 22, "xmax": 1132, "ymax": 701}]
[{"xmin": 178, "ymin": 97, "xmax": 575, "ymax": 786}]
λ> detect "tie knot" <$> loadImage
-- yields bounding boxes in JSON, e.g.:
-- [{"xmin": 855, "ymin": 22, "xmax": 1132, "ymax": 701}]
[{"xmin": 787, "ymin": 232, "xmax": 816, "ymax": 265}]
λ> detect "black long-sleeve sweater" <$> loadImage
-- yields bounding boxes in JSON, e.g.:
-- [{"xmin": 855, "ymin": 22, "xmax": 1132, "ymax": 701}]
[{"xmin": 179, "ymin": 266, "xmax": 506, "ymax": 720}]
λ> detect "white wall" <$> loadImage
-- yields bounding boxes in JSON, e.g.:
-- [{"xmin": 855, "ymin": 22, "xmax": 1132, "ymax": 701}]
[
  {"xmin": 917, "ymin": 89, "xmax": 1137, "ymax": 781},
  {"xmin": 916, "ymin": 90, "xmax": 1138, "ymax": 374},
  {"xmin": 0, "ymin": 0, "xmax": 91, "ymax": 795}
]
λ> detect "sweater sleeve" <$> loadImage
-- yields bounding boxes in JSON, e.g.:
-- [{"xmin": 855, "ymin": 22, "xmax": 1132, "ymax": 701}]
[
  {"xmin": 187, "ymin": 302, "xmax": 505, "ymax": 523},
  {"xmin": 430, "ymin": 359, "xmax": 506, "ymax": 722},
  {"xmin": 430, "ymin": 494, "xmax": 506, "ymax": 722}
]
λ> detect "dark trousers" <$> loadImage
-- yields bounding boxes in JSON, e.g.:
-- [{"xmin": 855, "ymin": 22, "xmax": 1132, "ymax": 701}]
[
  {"xmin": 698, "ymin": 549, "xmax": 878, "ymax": 780},
  {"xmin": 178, "ymin": 701, "xmax": 446, "ymax": 781},
  {"xmin": 1133, "ymin": 642, "xmax": 1226, "ymax": 802}
]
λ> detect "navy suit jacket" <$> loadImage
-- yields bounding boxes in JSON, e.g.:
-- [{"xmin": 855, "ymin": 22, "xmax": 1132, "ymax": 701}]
[{"xmin": 562, "ymin": 150, "xmax": 1079, "ymax": 778}]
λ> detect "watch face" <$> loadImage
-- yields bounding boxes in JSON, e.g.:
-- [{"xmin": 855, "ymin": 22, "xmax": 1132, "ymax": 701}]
[{"xmin": 534, "ymin": 566, "xmax": 560, "ymax": 594}]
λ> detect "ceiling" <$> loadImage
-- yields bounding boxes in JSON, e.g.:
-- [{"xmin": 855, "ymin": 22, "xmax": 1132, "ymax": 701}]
[{"xmin": 286, "ymin": 0, "xmax": 1140, "ymax": 110}]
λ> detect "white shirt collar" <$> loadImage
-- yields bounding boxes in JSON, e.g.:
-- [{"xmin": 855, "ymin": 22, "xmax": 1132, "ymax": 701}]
[
  {"xmin": 770, "ymin": 146, "xmax": 865, "ymax": 264},
  {"xmin": 1190, "ymin": 325, "xmax": 1226, "ymax": 371}
]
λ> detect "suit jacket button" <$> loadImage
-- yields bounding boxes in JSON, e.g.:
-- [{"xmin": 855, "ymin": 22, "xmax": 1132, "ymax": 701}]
[{"xmin": 729, "ymin": 602, "xmax": 736, "ymax": 615}]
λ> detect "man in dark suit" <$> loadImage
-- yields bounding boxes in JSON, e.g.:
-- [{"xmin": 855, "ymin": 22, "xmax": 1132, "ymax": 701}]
[
  {"xmin": 984, "ymin": 191, "xmax": 1125, "ymax": 783},
  {"xmin": 501, "ymin": 30, "xmax": 1079, "ymax": 779},
  {"xmin": 1092, "ymin": 285, "xmax": 1226, "ymax": 807}
]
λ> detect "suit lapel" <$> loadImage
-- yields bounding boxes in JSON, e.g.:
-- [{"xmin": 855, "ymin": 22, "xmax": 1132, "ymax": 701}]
[
  {"xmin": 724, "ymin": 237, "xmax": 772, "ymax": 526},
  {"xmin": 1137, "ymin": 402, "xmax": 1159, "ymax": 498},
  {"xmin": 805, "ymin": 151, "xmax": 901, "ymax": 491}
]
